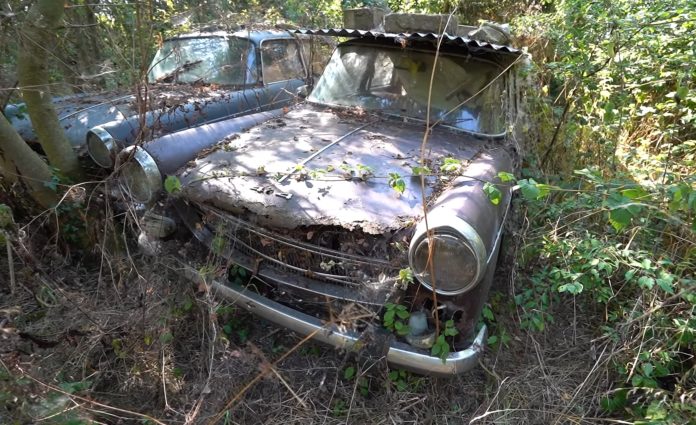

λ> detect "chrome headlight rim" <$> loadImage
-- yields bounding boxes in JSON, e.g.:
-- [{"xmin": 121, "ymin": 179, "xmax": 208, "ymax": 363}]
[
  {"xmin": 87, "ymin": 126, "xmax": 117, "ymax": 168},
  {"xmin": 117, "ymin": 146, "xmax": 162, "ymax": 204},
  {"xmin": 408, "ymin": 211, "xmax": 487, "ymax": 296}
]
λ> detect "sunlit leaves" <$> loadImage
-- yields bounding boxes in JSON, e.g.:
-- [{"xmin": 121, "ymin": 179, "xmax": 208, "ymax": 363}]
[
  {"xmin": 410, "ymin": 165, "xmax": 431, "ymax": 176},
  {"xmin": 483, "ymin": 182, "xmax": 502, "ymax": 205},
  {"xmin": 388, "ymin": 172, "xmax": 406, "ymax": 195},
  {"xmin": 440, "ymin": 158, "xmax": 462, "ymax": 173},
  {"xmin": 518, "ymin": 178, "xmax": 550, "ymax": 200},
  {"xmin": 497, "ymin": 171, "xmax": 515, "ymax": 182},
  {"xmin": 164, "ymin": 175, "xmax": 181, "ymax": 193}
]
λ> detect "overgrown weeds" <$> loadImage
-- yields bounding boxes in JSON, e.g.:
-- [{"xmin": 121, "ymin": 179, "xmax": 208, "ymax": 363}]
[{"xmin": 498, "ymin": 0, "xmax": 696, "ymax": 422}]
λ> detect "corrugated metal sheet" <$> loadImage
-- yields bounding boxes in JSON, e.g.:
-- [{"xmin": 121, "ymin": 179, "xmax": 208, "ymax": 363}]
[{"xmin": 295, "ymin": 28, "xmax": 520, "ymax": 55}]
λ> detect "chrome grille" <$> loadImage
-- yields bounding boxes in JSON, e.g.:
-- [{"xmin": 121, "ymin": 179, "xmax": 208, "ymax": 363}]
[{"xmin": 200, "ymin": 204, "xmax": 405, "ymax": 287}]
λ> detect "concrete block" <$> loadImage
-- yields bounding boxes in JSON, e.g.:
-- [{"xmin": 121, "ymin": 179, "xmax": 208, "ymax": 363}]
[
  {"xmin": 468, "ymin": 22, "xmax": 512, "ymax": 45},
  {"xmin": 383, "ymin": 13, "xmax": 458, "ymax": 35},
  {"xmin": 343, "ymin": 8, "xmax": 386, "ymax": 30}
]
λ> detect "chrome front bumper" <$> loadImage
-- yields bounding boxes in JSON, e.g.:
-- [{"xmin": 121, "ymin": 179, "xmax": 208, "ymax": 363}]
[{"xmin": 182, "ymin": 267, "xmax": 486, "ymax": 376}]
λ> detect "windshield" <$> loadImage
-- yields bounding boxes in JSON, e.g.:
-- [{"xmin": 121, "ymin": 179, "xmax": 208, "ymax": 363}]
[
  {"xmin": 147, "ymin": 37, "xmax": 256, "ymax": 85},
  {"xmin": 309, "ymin": 44, "xmax": 506, "ymax": 134}
]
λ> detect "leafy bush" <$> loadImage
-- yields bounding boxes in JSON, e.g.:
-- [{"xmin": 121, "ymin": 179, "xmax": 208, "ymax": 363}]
[{"xmin": 507, "ymin": 1, "xmax": 696, "ymax": 422}]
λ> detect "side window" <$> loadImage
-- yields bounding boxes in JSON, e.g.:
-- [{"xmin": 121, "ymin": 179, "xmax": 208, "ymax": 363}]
[{"xmin": 260, "ymin": 40, "xmax": 305, "ymax": 84}]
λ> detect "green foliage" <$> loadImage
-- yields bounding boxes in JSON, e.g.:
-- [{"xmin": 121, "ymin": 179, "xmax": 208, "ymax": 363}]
[
  {"xmin": 508, "ymin": 7, "xmax": 696, "ymax": 417},
  {"xmin": 483, "ymin": 182, "xmax": 502, "ymax": 205},
  {"xmin": 0, "ymin": 204, "xmax": 13, "ymax": 230},
  {"xmin": 383, "ymin": 303, "xmax": 410, "ymax": 336},
  {"xmin": 227, "ymin": 263, "xmax": 249, "ymax": 286},
  {"xmin": 439, "ymin": 157, "xmax": 462, "ymax": 173},
  {"xmin": 396, "ymin": 267, "xmax": 414, "ymax": 288},
  {"xmin": 331, "ymin": 399, "xmax": 347, "ymax": 416},
  {"xmin": 386, "ymin": 368, "xmax": 423, "ymax": 392},
  {"xmin": 388, "ymin": 172, "xmax": 406, "ymax": 194},
  {"xmin": 411, "ymin": 165, "xmax": 431, "ymax": 176},
  {"xmin": 430, "ymin": 319, "xmax": 458, "ymax": 362},
  {"xmin": 164, "ymin": 175, "xmax": 181, "ymax": 193},
  {"xmin": 342, "ymin": 365, "xmax": 370, "ymax": 396},
  {"xmin": 516, "ymin": 169, "xmax": 695, "ymax": 422},
  {"xmin": 482, "ymin": 300, "xmax": 511, "ymax": 349},
  {"xmin": 218, "ymin": 301, "xmax": 250, "ymax": 344}
]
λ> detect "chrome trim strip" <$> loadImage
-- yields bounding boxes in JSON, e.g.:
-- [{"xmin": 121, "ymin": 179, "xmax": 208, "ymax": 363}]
[
  {"xmin": 180, "ymin": 266, "xmax": 486, "ymax": 376},
  {"xmin": 486, "ymin": 196, "xmax": 511, "ymax": 265}
]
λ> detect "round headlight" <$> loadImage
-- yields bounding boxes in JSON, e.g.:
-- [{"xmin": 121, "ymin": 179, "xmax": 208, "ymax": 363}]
[
  {"xmin": 87, "ymin": 126, "xmax": 117, "ymax": 168},
  {"xmin": 408, "ymin": 212, "xmax": 487, "ymax": 295},
  {"xmin": 118, "ymin": 146, "xmax": 162, "ymax": 204}
]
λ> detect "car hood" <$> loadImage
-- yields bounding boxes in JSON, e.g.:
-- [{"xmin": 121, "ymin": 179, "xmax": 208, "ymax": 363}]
[
  {"xmin": 178, "ymin": 106, "xmax": 500, "ymax": 234},
  {"xmin": 5, "ymin": 84, "xmax": 240, "ymax": 147}
]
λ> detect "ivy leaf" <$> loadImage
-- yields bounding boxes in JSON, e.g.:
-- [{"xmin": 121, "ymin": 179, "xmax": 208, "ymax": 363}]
[
  {"xmin": 411, "ymin": 166, "xmax": 431, "ymax": 176},
  {"xmin": 558, "ymin": 282, "xmax": 584, "ymax": 294},
  {"xmin": 656, "ymin": 272, "xmax": 675, "ymax": 294},
  {"xmin": 159, "ymin": 332, "xmax": 174, "ymax": 344},
  {"xmin": 603, "ymin": 101, "xmax": 616, "ymax": 121},
  {"xmin": 483, "ymin": 182, "xmax": 502, "ymax": 205},
  {"xmin": 440, "ymin": 158, "xmax": 461, "ymax": 173},
  {"xmin": 388, "ymin": 172, "xmax": 406, "ymax": 194},
  {"xmin": 344, "ymin": 366, "xmax": 355, "ymax": 380},
  {"xmin": 608, "ymin": 208, "xmax": 632, "ymax": 231},
  {"xmin": 497, "ymin": 171, "xmax": 515, "ymax": 182},
  {"xmin": 637, "ymin": 276, "xmax": 655, "ymax": 290},
  {"xmin": 642, "ymin": 363, "xmax": 654, "ymax": 378},
  {"xmin": 621, "ymin": 187, "xmax": 649, "ymax": 200},
  {"xmin": 164, "ymin": 175, "xmax": 182, "ymax": 193},
  {"xmin": 518, "ymin": 178, "xmax": 541, "ymax": 200},
  {"xmin": 600, "ymin": 389, "xmax": 628, "ymax": 413},
  {"xmin": 574, "ymin": 168, "xmax": 603, "ymax": 183},
  {"xmin": 383, "ymin": 309, "xmax": 395, "ymax": 325},
  {"xmin": 394, "ymin": 321, "xmax": 410, "ymax": 336},
  {"xmin": 676, "ymin": 86, "xmax": 689, "ymax": 102}
]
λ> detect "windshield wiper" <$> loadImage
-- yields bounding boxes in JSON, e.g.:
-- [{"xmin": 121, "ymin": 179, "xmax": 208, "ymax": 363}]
[{"xmin": 155, "ymin": 60, "xmax": 203, "ymax": 83}]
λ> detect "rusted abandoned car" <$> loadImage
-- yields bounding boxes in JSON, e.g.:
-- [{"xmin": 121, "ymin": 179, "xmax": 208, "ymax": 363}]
[
  {"xmin": 5, "ymin": 29, "xmax": 317, "ymax": 167},
  {"xmin": 120, "ymin": 24, "xmax": 527, "ymax": 375}
]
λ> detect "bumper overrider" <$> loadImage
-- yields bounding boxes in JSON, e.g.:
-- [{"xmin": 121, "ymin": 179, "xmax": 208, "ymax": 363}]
[{"xmin": 174, "ymin": 200, "xmax": 489, "ymax": 376}]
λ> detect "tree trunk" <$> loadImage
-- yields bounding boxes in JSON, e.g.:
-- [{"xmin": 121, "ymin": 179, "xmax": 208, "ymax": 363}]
[
  {"xmin": 17, "ymin": 0, "xmax": 83, "ymax": 182},
  {"xmin": 0, "ymin": 114, "xmax": 58, "ymax": 208}
]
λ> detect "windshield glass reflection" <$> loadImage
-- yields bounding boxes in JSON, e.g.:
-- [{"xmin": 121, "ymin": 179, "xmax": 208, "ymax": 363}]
[
  {"xmin": 309, "ymin": 44, "xmax": 505, "ymax": 134},
  {"xmin": 148, "ymin": 37, "xmax": 255, "ymax": 85}
]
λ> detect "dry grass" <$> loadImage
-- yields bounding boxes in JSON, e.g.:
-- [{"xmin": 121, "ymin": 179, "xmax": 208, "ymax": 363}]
[{"xmin": 0, "ymin": 214, "xmax": 619, "ymax": 425}]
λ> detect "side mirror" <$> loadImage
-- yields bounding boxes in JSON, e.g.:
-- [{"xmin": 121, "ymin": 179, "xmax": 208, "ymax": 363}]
[{"xmin": 296, "ymin": 85, "xmax": 309, "ymax": 99}]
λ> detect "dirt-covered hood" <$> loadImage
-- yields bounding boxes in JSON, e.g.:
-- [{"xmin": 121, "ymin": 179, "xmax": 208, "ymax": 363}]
[{"xmin": 178, "ymin": 106, "xmax": 495, "ymax": 234}]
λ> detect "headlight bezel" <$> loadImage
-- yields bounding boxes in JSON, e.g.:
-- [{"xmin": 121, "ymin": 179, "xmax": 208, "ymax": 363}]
[
  {"xmin": 117, "ymin": 146, "xmax": 162, "ymax": 204},
  {"xmin": 408, "ymin": 212, "xmax": 487, "ymax": 296},
  {"xmin": 87, "ymin": 126, "xmax": 117, "ymax": 168}
]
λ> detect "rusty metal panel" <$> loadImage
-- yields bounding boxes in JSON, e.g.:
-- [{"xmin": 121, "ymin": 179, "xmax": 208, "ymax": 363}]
[
  {"xmin": 294, "ymin": 28, "xmax": 521, "ymax": 55},
  {"xmin": 179, "ymin": 107, "xmax": 490, "ymax": 234}
]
